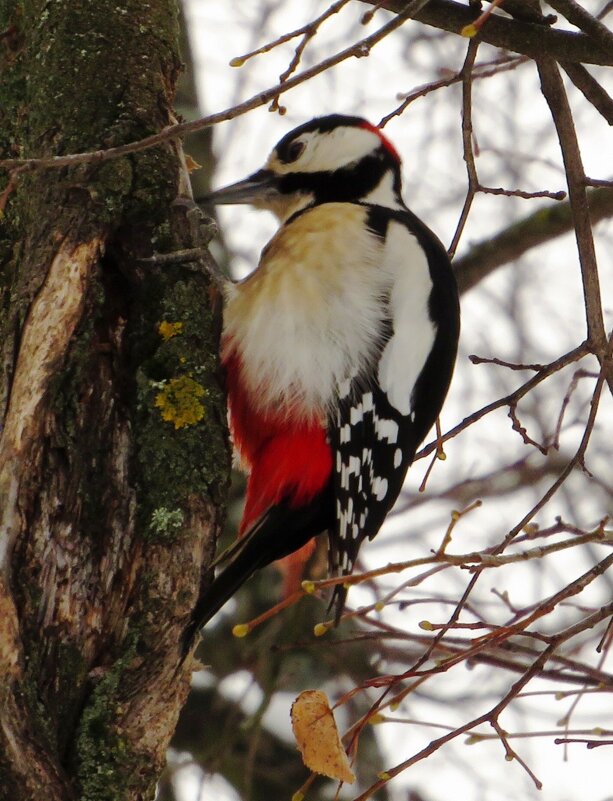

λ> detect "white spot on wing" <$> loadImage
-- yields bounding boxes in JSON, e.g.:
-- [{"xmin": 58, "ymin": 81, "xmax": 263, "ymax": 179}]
[
  {"xmin": 350, "ymin": 404, "xmax": 363, "ymax": 425},
  {"xmin": 348, "ymin": 456, "xmax": 361, "ymax": 477},
  {"xmin": 378, "ymin": 223, "xmax": 436, "ymax": 416},
  {"xmin": 372, "ymin": 476, "xmax": 389, "ymax": 501},
  {"xmin": 362, "ymin": 392, "xmax": 374, "ymax": 412},
  {"xmin": 374, "ymin": 416, "xmax": 399, "ymax": 443},
  {"xmin": 394, "ymin": 448, "xmax": 403, "ymax": 468},
  {"xmin": 340, "ymin": 461, "xmax": 349, "ymax": 490}
]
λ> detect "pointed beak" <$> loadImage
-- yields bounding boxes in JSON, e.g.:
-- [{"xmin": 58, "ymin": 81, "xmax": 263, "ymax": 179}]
[{"xmin": 197, "ymin": 169, "xmax": 280, "ymax": 207}]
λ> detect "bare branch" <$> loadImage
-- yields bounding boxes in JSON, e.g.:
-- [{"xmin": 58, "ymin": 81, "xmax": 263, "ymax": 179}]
[
  {"xmin": 448, "ymin": 40, "xmax": 479, "ymax": 258},
  {"xmin": 537, "ymin": 57, "xmax": 613, "ymax": 393},
  {"xmin": 453, "ymin": 186, "xmax": 613, "ymax": 294},
  {"xmin": 230, "ymin": 0, "xmax": 351, "ymax": 66},
  {"xmin": 360, "ymin": 0, "xmax": 613, "ymax": 65},
  {"xmin": 547, "ymin": 0, "xmax": 613, "ymax": 51},
  {"xmin": 561, "ymin": 62, "xmax": 613, "ymax": 125},
  {"xmin": 419, "ymin": 342, "xmax": 591, "ymax": 457},
  {"xmin": 380, "ymin": 53, "xmax": 529, "ymax": 127},
  {"xmin": 0, "ymin": 0, "xmax": 427, "ymax": 177}
]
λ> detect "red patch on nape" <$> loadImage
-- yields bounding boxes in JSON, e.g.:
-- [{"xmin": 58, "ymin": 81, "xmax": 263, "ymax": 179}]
[{"xmin": 360, "ymin": 121, "xmax": 401, "ymax": 163}]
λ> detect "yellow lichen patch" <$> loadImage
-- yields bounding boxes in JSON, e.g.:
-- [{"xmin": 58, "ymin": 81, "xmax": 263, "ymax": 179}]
[
  {"xmin": 158, "ymin": 320, "xmax": 184, "ymax": 341},
  {"xmin": 155, "ymin": 376, "xmax": 207, "ymax": 429}
]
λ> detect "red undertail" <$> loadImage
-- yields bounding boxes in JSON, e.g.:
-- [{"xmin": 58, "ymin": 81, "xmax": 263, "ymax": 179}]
[{"xmin": 223, "ymin": 348, "xmax": 333, "ymax": 592}]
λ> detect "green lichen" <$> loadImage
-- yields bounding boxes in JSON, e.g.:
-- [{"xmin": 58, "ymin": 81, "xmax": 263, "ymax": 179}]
[
  {"xmin": 23, "ymin": 0, "xmax": 180, "ymax": 156},
  {"xmin": 149, "ymin": 506, "xmax": 185, "ymax": 541},
  {"xmin": 131, "ymin": 270, "xmax": 230, "ymax": 540},
  {"xmin": 92, "ymin": 158, "xmax": 135, "ymax": 218},
  {"xmin": 74, "ymin": 632, "xmax": 147, "ymax": 801}
]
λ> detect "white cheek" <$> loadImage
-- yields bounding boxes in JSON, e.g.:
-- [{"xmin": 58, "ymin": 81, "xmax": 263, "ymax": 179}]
[{"xmin": 271, "ymin": 127, "xmax": 381, "ymax": 174}]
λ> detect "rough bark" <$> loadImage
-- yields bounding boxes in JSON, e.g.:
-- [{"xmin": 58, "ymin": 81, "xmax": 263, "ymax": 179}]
[{"xmin": 0, "ymin": 2, "xmax": 229, "ymax": 800}]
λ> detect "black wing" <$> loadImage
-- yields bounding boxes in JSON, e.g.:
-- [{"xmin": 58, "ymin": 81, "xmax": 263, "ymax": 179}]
[
  {"xmin": 327, "ymin": 206, "xmax": 460, "ymax": 618},
  {"xmin": 183, "ymin": 486, "xmax": 334, "ymax": 653}
]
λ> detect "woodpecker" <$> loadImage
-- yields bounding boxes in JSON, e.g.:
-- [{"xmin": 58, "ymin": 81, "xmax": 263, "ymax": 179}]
[{"xmin": 187, "ymin": 114, "xmax": 459, "ymax": 643}]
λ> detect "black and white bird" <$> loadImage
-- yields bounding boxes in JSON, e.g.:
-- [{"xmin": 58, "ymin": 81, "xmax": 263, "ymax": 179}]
[{"xmin": 187, "ymin": 114, "xmax": 459, "ymax": 642}]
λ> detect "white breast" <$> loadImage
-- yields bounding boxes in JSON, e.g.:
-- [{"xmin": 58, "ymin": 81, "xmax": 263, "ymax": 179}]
[{"xmin": 223, "ymin": 203, "xmax": 387, "ymax": 420}]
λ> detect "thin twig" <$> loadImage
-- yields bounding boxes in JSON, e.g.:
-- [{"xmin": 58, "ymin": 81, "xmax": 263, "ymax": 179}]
[
  {"xmin": 479, "ymin": 185, "xmax": 565, "ymax": 200},
  {"xmin": 537, "ymin": 58, "xmax": 612, "ymax": 396},
  {"xmin": 469, "ymin": 354, "xmax": 546, "ymax": 371},
  {"xmin": 547, "ymin": 0, "xmax": 613, "ymax": 51},
  {"xmin": 448, "ymin": 40, "xmax": 480, "ymax": 258},
  {"xmin": 561, "ymin": 62, "xmax": 613, "ymax": 125},
  {"xmin": 310, "ymin": 529, "xmax": 613, "ymax": 590},
  {"xmin": 229, "ymin": 0, "xmax": 351, "ymax": 66},
  {"xmin": 268, "ymin": 0, "xmax": 353, "ymax": 112},
  {"xmin": 0, "ymin": 0, "xmax": 428, "ymax": 176},
  {"xmin": 361, "ymin": 0, "xmax": 391, "ymax": 24},
  {"xmin": 508, "ymin": 403, "xmax": 549, "ymax": 455},
  {"xmin": 490, "ymin": 718, "xmax": 543, "ymax": 790},
  {"xmin": 598, "ymin": 0, "xmax": 613, "ymax": 20},
  {"xmin": 379, "ymin": 54, "xmax": 528, "ymax": 127},
  {"xmin": 419, "ymin": 341, "xmax": 590, "ymax": 459},
  {"xmin": 453, "ymin": 186, "xmax": 613, "ymax": 294},
  {"xmin": 552, "ymin": 368, "xmax": 597, "ymax": 449}
]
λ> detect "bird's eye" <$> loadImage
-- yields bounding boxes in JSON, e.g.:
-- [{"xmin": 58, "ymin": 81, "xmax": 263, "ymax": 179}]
[{"xmin": 280, "ymin": 139, "xmax": 305, "ymax": 164}]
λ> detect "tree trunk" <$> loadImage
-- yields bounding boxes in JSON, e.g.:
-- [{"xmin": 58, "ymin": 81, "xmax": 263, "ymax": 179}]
[{"xmin": 0, "ymin": 2, "xmax": 229, "ymax": 799}]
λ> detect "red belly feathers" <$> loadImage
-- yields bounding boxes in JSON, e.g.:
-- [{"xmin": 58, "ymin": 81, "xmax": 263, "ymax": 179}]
[{"xmin": 223, "ymin": 346, "xmax": 333, "ymax": 592}]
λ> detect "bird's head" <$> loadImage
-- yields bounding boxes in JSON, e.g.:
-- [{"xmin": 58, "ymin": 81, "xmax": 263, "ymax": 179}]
[{"xmin": 199, "ymin": 114, "xmax": 404, "ymax": 222}]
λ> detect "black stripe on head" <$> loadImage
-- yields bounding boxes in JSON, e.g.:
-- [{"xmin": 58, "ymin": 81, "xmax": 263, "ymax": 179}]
[
  {"xmin": 273, "ymin": 114, "xmax": 403, "ymax": 207},
  {"xmin": 277, "ymin": 150, "xmax": 400, "ymax": 205}
]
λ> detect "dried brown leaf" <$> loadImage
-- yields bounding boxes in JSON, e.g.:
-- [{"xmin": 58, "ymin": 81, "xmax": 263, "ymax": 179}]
[{"xmin": 291, "ymin": 690, "xmax": 355, "ymax": 784}]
